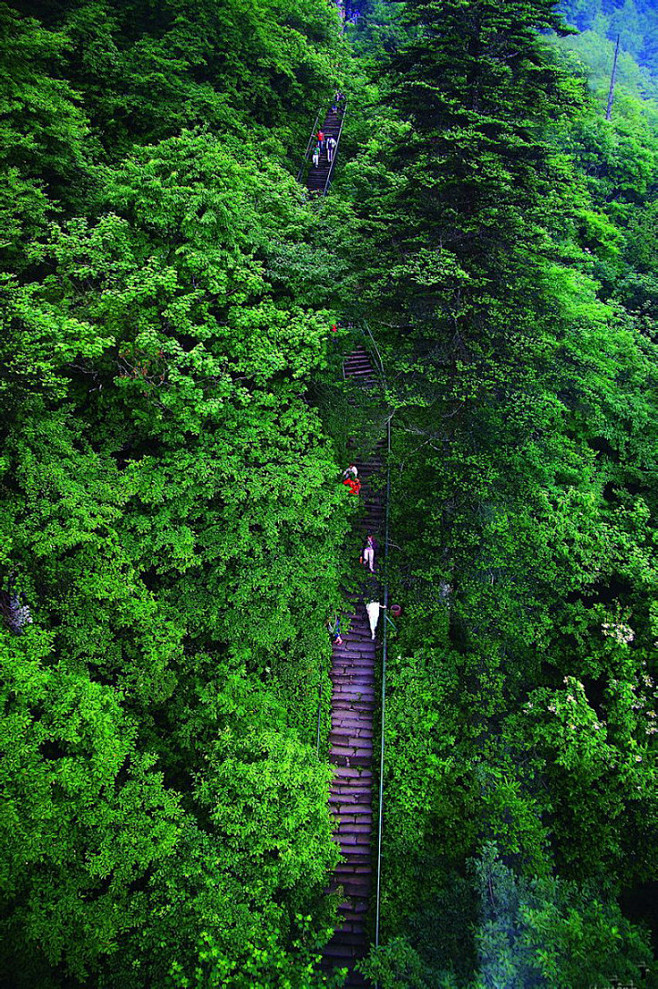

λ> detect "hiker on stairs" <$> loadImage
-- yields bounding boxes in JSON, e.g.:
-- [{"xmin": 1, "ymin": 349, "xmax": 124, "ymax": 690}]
[
  {"xmin": 365, "ymin": 600, "xmax": 386, "ymax": 640},
  {"xmin": 360, "ymin": 534, "xmax": 377, "ymax": 573}
]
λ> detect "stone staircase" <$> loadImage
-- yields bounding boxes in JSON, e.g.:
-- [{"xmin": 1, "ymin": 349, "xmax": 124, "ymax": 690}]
[
  {"xmin": 307, "ymin": 104, "xmax": 344, "ymax": 195},
  {"xmin": 322, "ymin": 345, "xmax": 386, "ymax": 987}
]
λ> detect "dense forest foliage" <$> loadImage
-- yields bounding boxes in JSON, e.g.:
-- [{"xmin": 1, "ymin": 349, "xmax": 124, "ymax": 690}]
[
  {"xmin": 0, "ymin": 0, "xmax": 657, "ymax": 986},
  {"xmin": 339, "ymin": 0, "xmax": 658, "ymax": 985}
]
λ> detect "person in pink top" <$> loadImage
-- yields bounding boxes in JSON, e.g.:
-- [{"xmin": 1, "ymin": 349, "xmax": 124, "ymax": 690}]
[{"xmin": 360, "ymin": 534, "xmax": 377, "ymax": 572}]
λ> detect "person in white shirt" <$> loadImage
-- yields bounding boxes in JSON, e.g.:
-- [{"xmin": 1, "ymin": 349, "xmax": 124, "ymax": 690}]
[{"xmin": 366, "ymin": 600, "xmax": 386, "ymax": 640}]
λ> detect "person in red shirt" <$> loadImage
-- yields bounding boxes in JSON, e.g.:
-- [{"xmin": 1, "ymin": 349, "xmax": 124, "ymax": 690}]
[{"xmin": 317, "ymin": 130, "xmax": 325, "ymax": 152}]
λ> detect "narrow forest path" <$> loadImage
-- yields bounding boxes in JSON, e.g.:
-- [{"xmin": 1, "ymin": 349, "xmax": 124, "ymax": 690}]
[{"xmin": 321, "ymin": 346, "xmax": 386, "ymax": 987}]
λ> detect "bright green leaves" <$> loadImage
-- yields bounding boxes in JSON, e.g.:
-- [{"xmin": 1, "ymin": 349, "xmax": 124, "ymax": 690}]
[
  {"xmin": 0, "ymin": 272, "xmax": 114, "ymax": 413},
  {"xmin": 0, "ymin": 6, "xmax": 91, "ymax": 271},
  {"xmin": 519, "ymin": 672, "xmax": 658, "ymax": 880},
  {"xmin": 0, "ymin": 6, "xmax": 89, "ymax": 183},
  {"xmin": 198, "ymin": 725, "xmax": 337, "ymax": 894},
  {"xmin": 101, "ymin": 671, "xmax": 340, "ymax": 989},
  {"xmin": 0, "ymin": 630, "xmax": 182, "ymax": 980},
  {"xmin": 0, "ymin": 6, "xmax": 347, "ymax": 978}
]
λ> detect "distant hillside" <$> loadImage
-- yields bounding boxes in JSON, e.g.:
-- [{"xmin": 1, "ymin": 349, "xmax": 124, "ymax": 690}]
[{"xmin": 561, "ymin": 0, "xmax": 658, "ymax": 84}]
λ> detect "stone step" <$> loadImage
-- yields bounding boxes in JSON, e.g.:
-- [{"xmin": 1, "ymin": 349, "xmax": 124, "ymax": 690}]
[
  {"xmin": 331, "ymin": 754, "xmax": 372, "ymax": 768},
  {"xmin": 338, "ymin": 907, "xmax": 367, "ymax": 934},
  {"xmin": 335, "ymin": 862, "xmax": 371, "ymax": 876},
  {"xmin": 337, "ymin": 922, "xmax": 366, "ymax": 937},
  {"xmin": 331, "ymin": 681, "xmax": 375, "ymax": 691},
  {"xmin": 338, "ymin": 913, "xmax": 368, "ymax": 929},
  {"xmin": 330, "ymin": 746, "xmax": 373, "ymax": 761},
  {"xmin": 329, "ymin": 930, "xmax": 367, "ymax": 946},
  {"xmin": 330, "ymin": 716, "xmax": 375, "ymax": 729},
  {"xmin": 332, "ymin": 779, "xmax": 372, "ymax": 791},
  {"xmin": 332, "ymin": 691, "xmax": 376, "ymax": 704},
  {"xmin": 339, "ymin": 843, "xmax": 372, "ymax": 856},
  {"xmin": 333, "ymin": 878, "xmax": 370, "ymax": 897},
  {"xmin": 332, "ymin": 649, "xmax": 373, "ymax": 659},
  {"xmin": 337, "ymin": 847, "xmax": 371, "ymax": 860},
  {"xmin": 330, "ymin": 679, "xmax": 375, "ymax": 691},
  {"xmin": 331, "ymin": 673, "xmax": 375, "ymax": 684},
  {"xmin": 331, "ymin": 670, "xmax": 375, "ymax": 680},
  {"xmin": 331, "ymin": 799, "xmax": 373, "ymax": 813},
  {"xmin": 331, "ymin": 720, "xmax": 374, "ymax": 733},
  {"xmin": 321, "ymin": 952, "xmax": 361, "ymax": 971},
  {"xmin": 331, "ymin": 651, "xmax": 375, "ymax": 661},
  {"xmin": 329, "ymin": 792, "xmax": 372, "ymax": 807},
  {"xmin": 322, "ymin": 944, "xmax": 357, "ymax": 961},
  {"xmin": 332, "ymin": 676, "xmax": 375, "ymax": 688},
  {"xmin": 340, "ymin": 853, "xmax": 371, "ymax": 867},
  {"xmin": 332, "ymin": 687, "xmax": 375, "ymax": 699},
  {"xmin": 332, "ymin": 702, "xmax": 374, "ymax": 715},
  {"xmin": 336, "ymin": 833, "xmax": 372, "ymax": 847},
  {"xmin": 329, "ymin": 792, "xmax": 372, "ymax": 808},
  {"xmin": 330, "ymin": 735, "xmax": 374, "ymax": 750},
  {"xmin": 331, "ymin": 766, "xmax": 373, "ymax": 779},
  {"xmin": 338, "ymin": 824, "xmax": 373, "ymax": 837},
  {"xmin": 331, "ymin": 724, "xmax": 374, "ymax": 736},
  {"xmin": 330, "ymin": 738, "xmax": 373, "ymax": 752},
  {"xmin": 338, "ymin": 902, "xmax": 369, "ymax": 918},
  {"xmin": 331, "ymin": 710, "xmax": 372, "ymax": 730},
  {"xmin": 331, "ymin": 663, "xmax": 375, "ymax": 673},
  {"xmin": 331, "ymin": 704, "xmax": 375, "ymax": 717},
  {"xmin": 331, "ymin": 661, "xmax": 375, "ymax": 670}
]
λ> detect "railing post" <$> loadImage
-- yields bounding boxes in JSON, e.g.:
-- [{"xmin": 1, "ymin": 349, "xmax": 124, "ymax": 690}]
[{"xmin": 316, "ymin": 677, "xmax": 322, "ymax": 759}]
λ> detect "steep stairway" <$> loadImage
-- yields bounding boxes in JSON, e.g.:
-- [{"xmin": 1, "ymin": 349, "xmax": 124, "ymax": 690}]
[
  {"xmin": 322, "ymin": 345, "xmax": 386, "ymax": 987},
  {"xmin": 307, "ymin": 103, "xmax": 344, "ymax": 195}
]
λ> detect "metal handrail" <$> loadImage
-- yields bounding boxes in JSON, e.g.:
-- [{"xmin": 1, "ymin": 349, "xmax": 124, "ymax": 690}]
[
  {"xmin": 337, "ymin": 321, "xmax": 392, "ymax": 974},
  {"xmin": 362, "ymin": 319, "xmax": 385, "ymax": 376},
  {"xmin": 374, "ymin": 333, "xmax": 391, "ymax": 958},
  {"xmin": 297, "ymin": 109, "xmax": 321, "ymax": 184}
]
